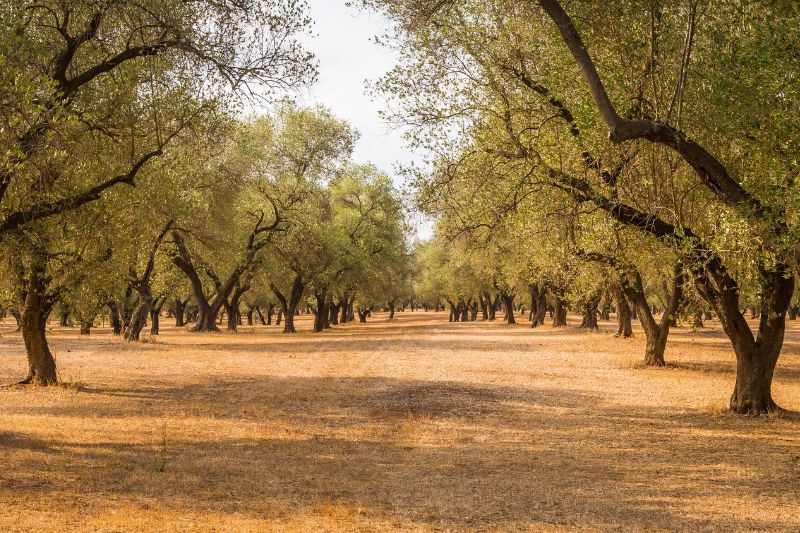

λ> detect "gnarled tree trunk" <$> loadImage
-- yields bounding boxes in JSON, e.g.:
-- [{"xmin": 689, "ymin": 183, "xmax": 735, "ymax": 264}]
[{"xmin": 19, "ymin": 260, "xmax": 58, "ymax": 385}]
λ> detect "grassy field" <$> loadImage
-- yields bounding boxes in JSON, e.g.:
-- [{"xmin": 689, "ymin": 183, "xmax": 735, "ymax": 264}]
[{"xmin": 2, "ymin": 312, "xmax": 800, "ymax": 532}]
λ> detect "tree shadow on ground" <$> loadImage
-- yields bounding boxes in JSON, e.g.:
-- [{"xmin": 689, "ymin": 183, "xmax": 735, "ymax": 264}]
[{"xmin": 3, "ymin": 375, "xmax": 800, "ymax": 530}]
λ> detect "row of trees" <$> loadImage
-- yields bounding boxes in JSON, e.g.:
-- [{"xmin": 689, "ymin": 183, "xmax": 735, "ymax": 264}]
[
  {"xmin": 362, "ymin": 0, "xmax": 800, "ymax": 414},
  {"xmin": 0, "ymin": 1, "xmax": 412, "ymax": 386}
]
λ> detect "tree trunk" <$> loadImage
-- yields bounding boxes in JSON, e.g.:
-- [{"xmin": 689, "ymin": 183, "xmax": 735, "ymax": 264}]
[
  {"xmin": 246, "ymin": 306, "xmax": 255, "ymax": 326},
  {"xmin": 479, "ymin": 293, "xmax": 488, "ymax": 320},
  {"xmin": 329, "ymin": 302, "xmax": 340, "ymax": 325},
  {"xmin": 19, "ymin": 263, "xmax": 58, "ymax": 385},
  {"xmin": 552, "ymin": 292, "xmax": 568, "ymax": 327},
  {"xmin": 10, "ymin": 308, "xmax": 21, "ymax": 332},
  {"xmin": 612, "ymin": 284, "xmax": 633, "ymax": 338},
  {"xmin": 59, "ymin": 304, "xmax": 70, "ymax": 327},
  {"xmin": 271, "ymin": 276, "xmax": 305, "ymax": 334},
  {"xmin": 388, "ymin": 300, "xmax": 396, "ymax": 320},
  {"xmin": 580, "ymin": 293, "xmax": 599, "ymax": 329},
  {"xmin": 357, "ymin": 307, "xmax": 368, "ymax": 323},
  {"xmin": 174, "ymin": 298, "xmax": 187, "ymax": 327},
  {"xmin": 502, "ymin": 294, "xmax": 515, "ymax": 324},
  {"xmin": 124, "ymin": 299, "xmax": 151, "ymax": 341},
  {"xmin": 693, "ymin": 260, "xmax": 793, "ymax": 414},
  {"xmin": 622, "ymin": 263, "xmax": 684, "ymax": 366},
  {"xmin": 150, "ymin": 309, "xmax": 160, "ymax": 335},
  {"xmin": 313, "ymin": 292, "xmax": 327, "ymax": 333},
  {"xmin": 107, "ymin": 301, "xmax": 123, "ymax": 335},
  {"xmin": 693, "ymin": 309, "xmax": 704, "ymax": 329}
]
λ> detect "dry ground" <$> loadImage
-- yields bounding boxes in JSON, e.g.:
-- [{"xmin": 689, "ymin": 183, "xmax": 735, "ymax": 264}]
[{"xmin": 2, "ymin": 312, "xmax": 800, "ymax": 532}]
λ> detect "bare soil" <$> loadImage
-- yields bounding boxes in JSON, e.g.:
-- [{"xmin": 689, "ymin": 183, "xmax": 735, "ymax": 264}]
[{"xmin": 1, "ymin": 312, "xmax": 800, "ymax": 532}]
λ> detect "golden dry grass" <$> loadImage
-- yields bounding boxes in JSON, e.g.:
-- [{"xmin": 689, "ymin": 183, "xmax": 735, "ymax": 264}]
[{"xmin": 2, "ymin": 311, "xmax": 800, "ymax": 532}]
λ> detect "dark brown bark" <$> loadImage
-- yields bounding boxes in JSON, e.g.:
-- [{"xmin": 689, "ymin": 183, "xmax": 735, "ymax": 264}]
[
  {"xmin": 552, "ymin": 290, "xmax": 568, "ymax": 327},
  {"xmin": 501, "ymin": 293, "xmax": 516, "ymax": 324},
  {"xmin": 107, "ymin": 301, "xmax": 122, "ymax": 335},
  {"xmin": 530, "ymin": 285, "xmax": 547, "ymax": 327},
  {"xmin": 125, "ymin": 221, "xmax": 174, "ymax": 341},
  {"xmin": 260, "ymin": 305, "xmax": 272, "ymax": 326},
  {"xmin": 329, "ymin": 302, "xmax": 340, "ymax": 325},
  {"xmin": 313, "ymin": 291, "xmax": 328, "ymax": 333},
  {"xmin": 580, "ymin": 292, "xmax": 600, "ymax": 330},
  {"xmin": 150, "ymin": 302, "xmax": 163, "ymax": 336},
  {"xmin": 19, "ymin": 259, "xmax": 58, "ymax": 385},
  {"xmin": 612, "ymin": 284, "xmax": 633, "ymax": 338},
  {"xmin": 226, "ymin": 282, "xmax": 250, "ymax": 333},
  {"xmin": 271, "ymin": 276, "xmax": 305, "ymax": 334},
  {"xmin": 174, "ymin": 298, "xmax": 188, "ymax": 327},
  {"xmin": 622, "ymin": 263, "xmax": 684, "ymax": 366}
]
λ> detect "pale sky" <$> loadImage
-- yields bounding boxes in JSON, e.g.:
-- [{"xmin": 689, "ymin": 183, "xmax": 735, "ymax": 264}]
[{"xmin": 296, "ymin": 1, "xmax": 432, "ymax": 239}]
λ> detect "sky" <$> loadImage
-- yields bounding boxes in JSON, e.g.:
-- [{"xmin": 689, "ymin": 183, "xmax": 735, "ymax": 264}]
[{"xmin": 293, "ymin": 1, "xmax": 433, "ymax": 239}]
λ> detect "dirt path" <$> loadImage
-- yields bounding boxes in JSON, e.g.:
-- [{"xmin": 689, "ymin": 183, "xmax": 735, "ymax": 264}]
[{"xmin": 2, "ymin": 312, "xmax": 800, "ymax": 531}]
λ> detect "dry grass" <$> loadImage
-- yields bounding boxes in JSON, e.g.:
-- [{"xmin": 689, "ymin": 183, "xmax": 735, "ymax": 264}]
[{"xmin": 1, "ymin": 312, "xmax": 800, "ymax": 532}]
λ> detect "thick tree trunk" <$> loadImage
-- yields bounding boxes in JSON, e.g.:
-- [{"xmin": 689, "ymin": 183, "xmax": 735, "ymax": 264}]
[
  {"xmin": 125, "ymin": 300, "xmax": 151, "ymax": 341},
  {"xmin": 612, "ymin": 284, "xmax": 633, "ymax": 338},
  {"xmin": 693, "ymin": 261, "xmax": 793, "ymax": 414},
  {"xmin": 226, "ymin": 286, "xmax": 248, "ymax": 332},
  {"xmin": 501, "ymin": 294, "xmax": 515, "ymax": 324},
  {"xmin": 313, "ymin": 292, "xmax": 327, "ymax": 333},
  {"xmin": 470, "ymin": 300, "xmax": 478, "ymax": 321},
  {"xmin": 150, "ymin": 309, "xmax": 160, "ymax": 335},
  {"xmin": 487, "ymin": 295, "xmax": 498, "ymax": 320},
  {"xmin": 329, "ymin": 302, "xmax": 339, "ymax": 325},
  {"xmin": 107, "ymin": 301, "xmax": 123, "ymax": 335},
  {"xmin": 174, "ymin": 298, "xmax": 187, "ymax": 327},
  {"xmin": 460, "ymin": 300, "xmax": 470, "ymax": 322},
  {"xmin": 599, "ymin": 289, "xmax": 611, "ymax": 320},
  {"xmin": 19, "ymin": 264, "xmax": 58, "ymax": 385},
  {"xmin": 552, "ymin": 292, "xmax": 568, "ymax": 327},
  {"xmin": 580, "ymin": 294, "xmax": 599, "ymax": 329},
  {"xmin": 246, "ymin": 306, "xmax": 255, "ymax": 326},
  {"xmin": 357, "ymin": 307, "xmax": 368, "ymax": 323},
  {"xmin": 479, "ymin": 293, "xmax": 488, "ymax": 320},
  {"xmin": 388, "ymin": 300, "xmax": 396, "ymax": 320}
]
